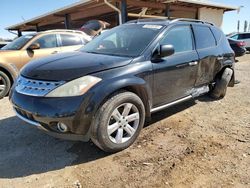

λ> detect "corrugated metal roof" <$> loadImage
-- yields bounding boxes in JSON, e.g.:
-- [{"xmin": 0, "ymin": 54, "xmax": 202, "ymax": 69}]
[
  {"xmin": 169, "ymin": 0, "xmax": 239, "ymax": 10},
  {"xmin": 6, "ymin": 0, "xmax": 239, "ymax": 31}
]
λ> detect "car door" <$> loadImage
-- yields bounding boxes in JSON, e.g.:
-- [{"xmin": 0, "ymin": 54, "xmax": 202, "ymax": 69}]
[
  {"xmin": 152, "ymin": 25, "xmax": 199, "ymax": 107},
  {"xmin": 192, "ymin": 25, "xmax": 219, "ymax": 87},
  {"xmin": 20, "ymin": 34, "xmax": 60, "ymax": 65},
  {"xmin": 59, "ymin": 34, "xmax": 85, "ymax": 53}
]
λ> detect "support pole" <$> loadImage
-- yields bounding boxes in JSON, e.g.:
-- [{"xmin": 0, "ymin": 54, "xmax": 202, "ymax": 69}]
[
  {"xmin": 17, "ymin": 30, "xmax": 22, "ymax": 37},
  {"xmin": 121, "ymin": 0, "xmax": 128, "ymax": 23},
  {"xmin": 64, "ymin": 14, "xmax": 72, "ymax": 29},
  {"xmin": 36, "ymin": 24, "xmax": 40, "ymax": 32},
  {"xmin": 165, "ymin": 5, "xmax": 171, "ymax": 19}
]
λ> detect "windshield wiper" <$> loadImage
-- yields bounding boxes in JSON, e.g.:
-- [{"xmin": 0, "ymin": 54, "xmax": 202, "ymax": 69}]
[{"xmin": 85, "ymin": 51, "xmax": 101, "ymax": 55}]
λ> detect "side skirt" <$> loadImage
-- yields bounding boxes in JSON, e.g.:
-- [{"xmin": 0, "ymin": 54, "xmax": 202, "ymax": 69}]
[
  {"xmin": 151, "ymin": 95, "xmax": 192, "ymax": 113},
  {"xmin": 150, "ymin": 85, "xmax": 210, "ymax": 113}
]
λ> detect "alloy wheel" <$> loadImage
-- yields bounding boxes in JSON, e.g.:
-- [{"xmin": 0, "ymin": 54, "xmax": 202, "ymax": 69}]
[
  {"xmin": 107, "ymin": 103, "xmax": 140, "ymax": 144},
  {"xmin": 0, "ymin": 76, "xmax": 7, "ymax": 96}
]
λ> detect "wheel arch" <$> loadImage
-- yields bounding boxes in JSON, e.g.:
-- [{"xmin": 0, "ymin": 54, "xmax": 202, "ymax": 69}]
[
  {"xmin": 0, "ymin": 65, "xmax": 16, "ymax": 85},
  {"xmin": 116, "ymin": 85, "xmax": 151, "ymax": 118},
  {"xmin": 216, "ymin": 64, "xmax": 235, "ymax": 87},
  {"xmin": 90, "ymin": 77, "xmax": 152, "ymax": 119}
]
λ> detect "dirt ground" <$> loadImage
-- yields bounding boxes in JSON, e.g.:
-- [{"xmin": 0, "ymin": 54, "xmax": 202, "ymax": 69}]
[{"xmin": 0, "ymin": 55, "xmax": 249, "ymax": 188}]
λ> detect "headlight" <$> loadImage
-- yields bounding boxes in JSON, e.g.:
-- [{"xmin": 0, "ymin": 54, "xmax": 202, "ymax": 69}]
[{"xmin": 46, "ymin": 76, "xmax": 102, "ymax": 97}]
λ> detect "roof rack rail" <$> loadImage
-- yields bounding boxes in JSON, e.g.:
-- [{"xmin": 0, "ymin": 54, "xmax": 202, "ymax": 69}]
[
  {"xmin": 170, "ymin": 18, "xmax": 214, "ymax": 26},
  {"xmin": 42, "ymin": 29, "xmax": 85, "ymax": 34}
]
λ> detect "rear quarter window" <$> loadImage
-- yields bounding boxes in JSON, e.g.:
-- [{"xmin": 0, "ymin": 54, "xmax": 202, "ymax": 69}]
[
  {"xmin": 193, "ymin": 25, "xmax": 216, "ymax": 49},
  {"xmin": 211, "ymin": 27, "xmax": 223, "ymax": 44},
  {"xmin": 231, "ymin": 34, "xmax": 239, "ymax": 40}
]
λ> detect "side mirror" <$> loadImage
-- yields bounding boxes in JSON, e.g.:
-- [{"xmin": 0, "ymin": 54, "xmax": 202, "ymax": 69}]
[
  {"xmin": 152, "ymin": 44, "xmax": 175, "ymax": 63},
  {"xmin": 27, "ymin": 43, "xmax": 40, "ymax": 51},
  {"xmin": 160, "ymin": 44, "xmax": 175, "ymax": 58}
]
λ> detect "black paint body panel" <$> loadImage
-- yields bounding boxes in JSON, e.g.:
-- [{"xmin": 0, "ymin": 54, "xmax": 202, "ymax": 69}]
[{"xmin": 10, "ymin": 20, "xmax": 235, "ymax": 139}]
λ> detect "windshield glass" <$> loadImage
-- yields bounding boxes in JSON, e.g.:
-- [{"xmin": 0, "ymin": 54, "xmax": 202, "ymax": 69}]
[
  {"xmin": 81, "ymin": 24, "xmax": 164, "ymax": 57},
  {"xmin": 2, "ymin": 35, "xmax": 35, "ymax": 50}
]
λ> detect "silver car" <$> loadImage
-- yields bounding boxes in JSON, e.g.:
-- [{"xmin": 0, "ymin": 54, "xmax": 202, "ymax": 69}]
[{"xmin": 230, "ymin": 32, "xmax": 250, "ymax": 50}]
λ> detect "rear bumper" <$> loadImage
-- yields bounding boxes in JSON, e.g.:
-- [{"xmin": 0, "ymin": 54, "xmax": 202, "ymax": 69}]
[{"xmin": 235, "ymin": 49, "xmax": 246, "ymax": 57}]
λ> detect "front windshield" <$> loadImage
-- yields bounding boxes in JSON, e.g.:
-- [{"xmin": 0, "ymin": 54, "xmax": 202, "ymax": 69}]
[
  {"xmin": 81, "ymin": 24, "xmax": 164, "ymax": 57},
  {"xmin": 2, "ymin": 35, "xmax": 35, "ymax": 50}
]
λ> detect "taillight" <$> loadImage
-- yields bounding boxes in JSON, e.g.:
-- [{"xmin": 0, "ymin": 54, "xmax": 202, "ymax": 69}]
[{"xmin": 237, "ymin": 41, "xmax": 246, "ymax": 47}]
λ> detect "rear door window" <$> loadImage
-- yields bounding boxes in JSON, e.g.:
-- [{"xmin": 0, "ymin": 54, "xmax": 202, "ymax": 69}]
[
  {"xmin": 240, "ymin": 33, "xmax": 250, "ymax": 39},
  {"xmin": 193, "ymin": 25, "xmax": 216, "ymax": 49},
  {"xmin": 60, "ymin": 34, "xmax": 83, "ymax": 46},
  {"xmin": 160, "ymin": 25, "xmax": 194, "ymax": 53}
]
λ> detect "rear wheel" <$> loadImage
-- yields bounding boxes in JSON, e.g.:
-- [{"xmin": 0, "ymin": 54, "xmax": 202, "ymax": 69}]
[
  {"xmin": 0, "ymin": 71, "xmax": 11, "ymax": 98},
  {"xmin": 91, "ymin": 91, "xmax": 145, "ymax": 152},
  {"xmin": 210, "ymin": 68, "xmax": 233, "ymax": 99}
]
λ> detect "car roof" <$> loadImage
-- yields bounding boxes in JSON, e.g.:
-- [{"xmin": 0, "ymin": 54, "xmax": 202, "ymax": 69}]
[
  {"xmin": 37, "ymin": 29, "xmax": 86, "ymax": 35},
  {"xmin": 127, "ymin": 18, "xmax": 171, "ymax": 26},
  {"xmin": 35, "ymin": 29, "xmax": 92, "ymax": 41},
  {"xmin": 126, "ymin": 18, "xmax": 214, "ymax": 27},
  {"xmin": 236, "ymin": 32, "xmax": 250, "ymax": 34}
]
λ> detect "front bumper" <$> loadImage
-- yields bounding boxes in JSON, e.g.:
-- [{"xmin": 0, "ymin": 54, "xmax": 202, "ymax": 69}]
[
  {"xmin": 10, "ymin": 90, "xmax": 94, "ymax": 141},
  {"xmin": 14, "ymin": 107, "xmax": 89, "ymax": 141}
]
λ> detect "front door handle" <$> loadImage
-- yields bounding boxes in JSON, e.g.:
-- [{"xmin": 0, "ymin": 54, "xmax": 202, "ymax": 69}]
[
  {"xmin": 189, "ymin": 61, "xmax": 198, "ymax": 66},
  {"xmin": 51, "ymin": 51, "xmax": 58, "ymax": 54},
  {"xmin": 176, "ymin": 63, "xmax": 188, "ymax": 68}
]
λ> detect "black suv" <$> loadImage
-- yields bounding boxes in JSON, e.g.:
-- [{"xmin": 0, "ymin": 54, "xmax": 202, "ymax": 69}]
[{"xmin": 10, "ymin": 19, "xmax": 235, "ymax": 152}]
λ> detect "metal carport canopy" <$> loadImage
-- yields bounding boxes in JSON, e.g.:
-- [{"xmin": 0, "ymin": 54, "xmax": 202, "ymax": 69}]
[{"xmin": 6, "ymin": 0, "xmax": 238, "ymax": 32}]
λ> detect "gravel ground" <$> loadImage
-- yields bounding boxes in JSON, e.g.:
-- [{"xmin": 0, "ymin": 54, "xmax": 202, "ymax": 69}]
[{"xmin": 0, "ymin": 55, "xmax": 249, "ymax": 188}]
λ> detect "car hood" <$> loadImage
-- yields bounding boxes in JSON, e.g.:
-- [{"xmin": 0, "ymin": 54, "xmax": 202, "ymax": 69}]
[{"xmin": 21, "ymin": 51, "xmax": 133, "ymax": 81}]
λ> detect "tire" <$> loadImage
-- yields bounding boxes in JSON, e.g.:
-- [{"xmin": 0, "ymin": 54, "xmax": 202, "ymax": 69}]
[
  {"xmin": 0, "ymin": 71, "xmax": 11, "ymax": 98},
  {"xmin": 210, "ymin": 68, "xmax": 233, "ymax": 99},
  {"xmin": 91, "ymin": 91, "xmax": 145, "ymax": 153}
]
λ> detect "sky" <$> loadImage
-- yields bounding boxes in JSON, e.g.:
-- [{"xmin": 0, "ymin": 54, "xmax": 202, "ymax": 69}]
[{"xmin": 0, "ymin": 0, "xmax": 249, "ymax": 39}]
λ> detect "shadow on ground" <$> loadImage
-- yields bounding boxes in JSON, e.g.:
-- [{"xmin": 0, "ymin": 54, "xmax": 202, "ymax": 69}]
[
  {"xmin": 0, "ymin": 116, "xmax": 108, "ymax": 179},
  {"xmin": 0, "ymin": 97, "xmax": 200, "ymax": 179}
]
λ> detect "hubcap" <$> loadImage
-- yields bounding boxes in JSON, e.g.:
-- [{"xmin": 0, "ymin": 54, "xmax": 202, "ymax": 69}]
[
  {"xmin": 0, "ymin": 76, "xmax": 7, "ymax": 94},
  {"xmin": 107, "ymin": 103, "xmax": 140, "ymax": 144}
]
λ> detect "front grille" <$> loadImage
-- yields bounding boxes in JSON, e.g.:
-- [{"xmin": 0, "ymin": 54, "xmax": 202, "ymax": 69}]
[
  {"xmin": 15, "ymin": 107, "xmax": 35, "ymax": 121},
  {"xmin": 15, "ymin": 76, "xmax": 65, "ymax": 97}
]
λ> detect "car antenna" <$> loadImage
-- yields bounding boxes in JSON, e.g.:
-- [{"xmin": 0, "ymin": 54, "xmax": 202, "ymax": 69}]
[{"xmin": 136, "ymin": 8, "xmax": 148, "ymax": 23}]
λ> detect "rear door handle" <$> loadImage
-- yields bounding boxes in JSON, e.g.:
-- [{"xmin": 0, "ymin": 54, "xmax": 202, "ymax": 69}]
[
  {"xmin": 217, "ymin": 56, "xmax": 224, "ymax": 60},
  {"xmin": 189, "ymin": 61, "xmax": 198, "ymax": 66}
]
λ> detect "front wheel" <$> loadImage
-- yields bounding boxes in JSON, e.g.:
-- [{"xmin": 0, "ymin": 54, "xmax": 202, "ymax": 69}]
[
  {"xmin": 0, "ymin": 71, "xmax": 11, "ymax": 99},
  {"xmin": 91, "ymin": 91, "xmax": 145, "ymax": 153}
]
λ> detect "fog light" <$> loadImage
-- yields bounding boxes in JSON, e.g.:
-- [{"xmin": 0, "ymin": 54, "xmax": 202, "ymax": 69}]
[{"xmin": 57, "ymin": 122, "xmax": 68, "ymax": 133}]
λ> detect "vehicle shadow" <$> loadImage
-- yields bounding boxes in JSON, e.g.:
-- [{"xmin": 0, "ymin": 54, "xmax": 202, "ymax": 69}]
[
  {"xmin": 145, "ymin": 99, "xmax": 196, "ymax": 127},
  {"xmin": 0, "ymin": 116, "xmax": 108, "ymax": 179},
  {"xmin": 0, "ymin": 99, "xmax": 197, "ymax": 179},
  {"xmin": 196, "ymin": 95, "xmax": 218, "ymax": 103}
]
